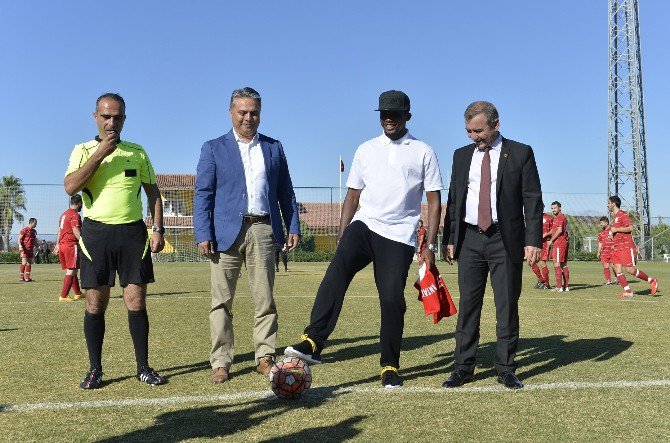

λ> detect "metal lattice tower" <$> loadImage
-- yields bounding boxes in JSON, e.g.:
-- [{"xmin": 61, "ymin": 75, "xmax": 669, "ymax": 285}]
[{"xmin": 607, "ymin": 0, "xmax": 651, "ymax": 258}]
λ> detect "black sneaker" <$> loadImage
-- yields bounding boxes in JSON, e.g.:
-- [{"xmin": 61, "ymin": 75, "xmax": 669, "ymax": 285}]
[
  {"xmin": 381, "ymin": 367, "xmax": 403, "ymax": 388},
  {"xmin": 137, "ymin": 366, "xmax": 167, "ymax": 386},
  {"xmin": 80, "ymin": 368, "xmax": 103, "ymax": 389},
  {"xmin": 534, "ymin": 281, "xmax": 543, "ymax": 289},
  {"xmin": 285, "ymin": 334, "xmax": 322, "ymax": 364}
]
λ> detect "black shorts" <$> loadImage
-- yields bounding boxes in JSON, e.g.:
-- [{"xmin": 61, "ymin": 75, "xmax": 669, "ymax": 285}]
[{"xmin": 79, "ymin": 219, "xmax": 155, "ymax": 289}]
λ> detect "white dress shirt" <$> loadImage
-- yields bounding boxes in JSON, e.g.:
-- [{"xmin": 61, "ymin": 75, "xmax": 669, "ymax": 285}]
[
  {"xmin": 347, "ymin": 131, "xmax": 443, "ymax": 246},
  {"xmin": 233, "ymin": 129, "xmax": 269, "ymax": 216},
  {"xmin": 464, "ymin": 133, "xmax": 502, "ymax": 225}
]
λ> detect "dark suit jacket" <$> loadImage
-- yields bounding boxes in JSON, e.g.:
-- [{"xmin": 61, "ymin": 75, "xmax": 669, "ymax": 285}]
[
  {"xmin": 193, "ymin": 130, "xmax": 301, "ymax": 251},
  {"xmin": 443, "ymin": 137, "xmax": 543, "ymax": 263}
]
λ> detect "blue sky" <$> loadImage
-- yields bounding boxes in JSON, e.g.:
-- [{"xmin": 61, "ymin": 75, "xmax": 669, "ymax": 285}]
[{"xmin": 1, "ymin": 0, "xmax": 669, "ymax": 216}]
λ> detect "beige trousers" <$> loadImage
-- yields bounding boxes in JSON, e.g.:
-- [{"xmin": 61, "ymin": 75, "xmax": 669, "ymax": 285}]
[{"xmin": 209, "ymin": 221, "xmax": 277, "ymax": 370}]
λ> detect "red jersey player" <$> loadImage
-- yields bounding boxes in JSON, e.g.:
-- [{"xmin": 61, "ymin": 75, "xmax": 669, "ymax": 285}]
[
  {"xmin": 607, "ymin": 196, "xmax": 658, "ymax": 298},
  {"xmin": 53, "ymin": 195, "xmax": 84, "ymax": 302},
  {"xmin": 531, "ymin": 211, "xmax": 553, "ymax": 289},
  {"xmin": 597, "ymin": 216, "xmax": 616, "ymax": 285},
  {"xmin": 18, "ymin": 218, "xmax": 38, "ymax": 282},
  {"xmin": 547, "ymin": 201, "xmax": 570, "ymax": 292}
]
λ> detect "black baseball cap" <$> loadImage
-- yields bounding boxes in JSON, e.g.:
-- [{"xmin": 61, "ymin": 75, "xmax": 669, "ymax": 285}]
[{"xmin": 375, "ymin": 90, "xmax": 410, "ymax": 112}]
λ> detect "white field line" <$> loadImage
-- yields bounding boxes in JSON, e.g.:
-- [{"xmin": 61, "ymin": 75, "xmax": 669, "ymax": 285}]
[
  {"xmin": 2, "ymin": 379, "xmax": 669, "ymax": 412},
  {"xmin": 0, "ymin": 294, "xmax": 664, "ymax": 306},
  {"xmin": 0, "ymin": 295, "xmax": 380, "ymax": 306}
]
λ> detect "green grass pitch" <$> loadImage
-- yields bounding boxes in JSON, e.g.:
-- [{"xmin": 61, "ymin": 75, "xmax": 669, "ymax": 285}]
[{"xmin": 1, "ymin": 261, "xmax": 669, "ymax": 442}]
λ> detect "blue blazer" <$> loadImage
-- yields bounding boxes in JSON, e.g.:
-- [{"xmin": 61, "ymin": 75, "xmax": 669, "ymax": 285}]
[{"xmin": 193, "ymin": 130, "xmax": 301, "ymax": 251}]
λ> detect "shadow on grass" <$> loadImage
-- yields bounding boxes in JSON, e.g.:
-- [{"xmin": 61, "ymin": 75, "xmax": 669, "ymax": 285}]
[
  {"xmin": 565, "ymin": 283, "xmax": 603, "ymax": 291},
  {"xmin": 102, "ymin": 333, "xmax": 632, "ymax": 387},
  {"xmin": 86, "ymin": 357, "xmax": 255, "ymax": 387},
  {"xmin": 317, "ymin": 333, "xmax": 453, "ymax": 366},
  {"xmin": 109, "ymin": 291, "xmax": 209, "ymax": 299},
  {"xmin": 148, "ymin": 290, "xmax": 210, "ymax": 297},
  {"xmin": 101, "ymin": 374, "xmax": 136, "ymax": 386},
  {"xmin": 518, "ymin": 335, "xmax": 633, "ymax": 379},
  {"xmin": 454, "ymin": 334, "xmax": 634, "ymax": 381},
  {"xmin": 156, "ymin": 335, "xmax": 386, "ymax": 382},
  {"xmin": 95, "ymin": 390, "xmax": 365, "ymax": 442},
  {"xmin": 260, "ymin": 416, "xmax": 364, "ymax": 442},
  {"xmin": 153, "ymin": 333, "xmax": 451, "ymax": 384},
  {"xmin": 320, "ymin": 333, "xmax": 625, "ymax": 385},
  {"xmin": 152, "ymin": 352, "xmax": 257, "ymax": 381}
]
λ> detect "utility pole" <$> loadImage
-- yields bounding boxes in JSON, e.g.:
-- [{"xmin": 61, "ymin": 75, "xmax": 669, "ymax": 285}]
[{"xmin": 607, "ymin": 0, "xmax": 652, "ymax": 258}]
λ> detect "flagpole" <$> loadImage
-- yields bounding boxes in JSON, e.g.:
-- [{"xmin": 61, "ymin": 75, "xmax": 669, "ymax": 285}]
[{"xmin": 339, "ymin": 155, "xmax": 343, "ymax": 220}]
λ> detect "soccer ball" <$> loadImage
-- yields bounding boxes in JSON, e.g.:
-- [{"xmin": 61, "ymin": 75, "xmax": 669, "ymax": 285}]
[{"xmin": 269, "ymin": 357, "xmax": 312, "ymax": 399}]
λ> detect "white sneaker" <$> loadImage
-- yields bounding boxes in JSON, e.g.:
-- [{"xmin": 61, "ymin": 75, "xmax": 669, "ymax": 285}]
[
  {"xmin": 555, "ymin": 287, "xmax": 564, "ymax": 292},
  {"xmin": 564, "ymin": 287, "xmax": 570, "ymax": 292}
]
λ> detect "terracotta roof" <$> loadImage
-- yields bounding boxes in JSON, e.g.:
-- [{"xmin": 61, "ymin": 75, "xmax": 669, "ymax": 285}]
[
  {"xmin": 152, "ymin": 174, "xmax": 448, "ymax": 232},
  {"xmin": 299, "ymin": 202, "xmax": 447, "ymax": 232},
  {"xmin": 156, "ymin": 174, "xmax": 195, "ymax": 189},
  {"xmin": 298, "ymin": 203, "xmax": 341, "ymax": 234},
  {"xmin": 145, "ymin": 215, "xmax": 194, "ymax": 227}
]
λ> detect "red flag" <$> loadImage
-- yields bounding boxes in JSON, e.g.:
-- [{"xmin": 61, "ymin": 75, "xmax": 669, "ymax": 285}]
[
  {"xmin": 340, "ymin": 159, "xmax": 345, "ymax": 173},
  {"xmin": 414, "ymin": 263, "xmax": 457, "ymax": 324}
]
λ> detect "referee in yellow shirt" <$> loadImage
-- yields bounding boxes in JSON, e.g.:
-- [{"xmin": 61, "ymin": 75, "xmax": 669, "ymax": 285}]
[{"xmin": 64, "ymin": 93, "xmax": 166, "ymax": 389}]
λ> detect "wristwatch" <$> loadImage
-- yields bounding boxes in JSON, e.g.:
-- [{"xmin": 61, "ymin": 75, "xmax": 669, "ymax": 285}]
[
  {"xmin": 152, "ymin": 226, "xmax": 165, "ymax": 235},
  {"xmin": 427, "ymin": 243, "xmax": 437, "ymax": 252}
]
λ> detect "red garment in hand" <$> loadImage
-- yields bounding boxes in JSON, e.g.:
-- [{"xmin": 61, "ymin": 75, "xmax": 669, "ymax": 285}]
[{"xmin": 414, "ymin": 263, "xmax": 457, "ymax": 324}]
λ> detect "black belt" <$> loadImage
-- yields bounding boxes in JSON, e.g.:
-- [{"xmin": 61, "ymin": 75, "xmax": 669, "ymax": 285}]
[
  {"xmin": 243, "ymin": 214, "xmax": 270, "ymax": 224},
  {"xmin": 467, "ymin": 223, "xmax": 499, "ymax": 236}
]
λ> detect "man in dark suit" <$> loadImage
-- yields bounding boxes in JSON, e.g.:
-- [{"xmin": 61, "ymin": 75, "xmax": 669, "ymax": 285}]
[
  {"xmin": 194, "ymin": 87, "xmax": 301, "ymax": 384},
  {"xmin": 442, "ymin": 101, "xmax": 542, "ymax": 389}
]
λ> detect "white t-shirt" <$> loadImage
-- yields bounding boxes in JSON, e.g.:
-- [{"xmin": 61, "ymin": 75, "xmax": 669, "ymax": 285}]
[{"xmin": 347, "ymin": 132, "xmax": 443, "ymax": 246}]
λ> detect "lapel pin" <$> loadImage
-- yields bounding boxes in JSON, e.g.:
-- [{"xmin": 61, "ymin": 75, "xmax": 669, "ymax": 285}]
[{"xmin": 504, "ymin": 153, "xmax": 509, "ymax": 159}]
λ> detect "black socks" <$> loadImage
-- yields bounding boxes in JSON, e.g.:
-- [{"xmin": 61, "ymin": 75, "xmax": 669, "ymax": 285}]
[
  {"xmin": 84, "ymin": 309, "xmax": 151, "ymax": 373},
  {"xmin": 128, "ymin": 309, "xmax": 149, "ymax": 371},
  {"xmin": 83, "ymin": 311, "xmax": 105, "ymax": 371}
]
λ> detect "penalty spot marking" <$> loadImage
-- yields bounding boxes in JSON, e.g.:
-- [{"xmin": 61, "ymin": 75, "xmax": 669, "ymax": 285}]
[{"xmin": 2, "ymin": 379, "xmax": 669, "ymax": 412}]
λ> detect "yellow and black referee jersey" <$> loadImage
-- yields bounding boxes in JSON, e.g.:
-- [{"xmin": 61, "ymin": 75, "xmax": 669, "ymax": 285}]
[{"xmin": 65, "ymin": 137, "xmax": 157, "ymax": 224}]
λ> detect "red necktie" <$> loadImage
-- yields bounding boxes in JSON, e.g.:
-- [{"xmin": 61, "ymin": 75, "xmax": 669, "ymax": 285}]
[{"xmin": 478, "ymin": 147, "xmax": 492, "ymax": 231}]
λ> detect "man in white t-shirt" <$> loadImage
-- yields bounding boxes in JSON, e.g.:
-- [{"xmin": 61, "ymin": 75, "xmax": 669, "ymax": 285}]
[{"xmin": 285, "ymin": 90, "xmax": 443, "ymax": 388}]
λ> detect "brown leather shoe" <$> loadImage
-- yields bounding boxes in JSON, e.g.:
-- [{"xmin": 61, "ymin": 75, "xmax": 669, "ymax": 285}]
[
  {"xmin": 211, "ymin": 367, "xmax": 229, "ymax": 384},
  {"xmin": 255, "ymin": 356, "xmax": 275, "ymax": 376}
]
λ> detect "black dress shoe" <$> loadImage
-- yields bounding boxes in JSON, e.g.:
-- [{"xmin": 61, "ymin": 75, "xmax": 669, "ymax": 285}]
[
  {"xmin": 497, "ymin": 372, "xmax": 524, "ymax": 389},
  {"xmin": 442, "ymin": 369, "xmax": 474, "ymax": 388}
]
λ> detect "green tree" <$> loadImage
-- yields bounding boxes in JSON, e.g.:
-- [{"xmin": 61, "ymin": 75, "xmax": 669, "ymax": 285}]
[
  {"xmin": 565, "ymin": 215, "xmax": 600, "ymax": 252},
  {"xmin": 279, "ymin": 216, "xmax": 316, "ymax": 252},
  {"xmin": 296, "ymin": 220, "xmax": 316, "ymax": 252},
  {"xmin": 0, "ymin": 175, "xmax": 27, "ymax": 252},
  {"xmin": 651, "ymin": 223, "xmax": 670, "ymax": 258}
]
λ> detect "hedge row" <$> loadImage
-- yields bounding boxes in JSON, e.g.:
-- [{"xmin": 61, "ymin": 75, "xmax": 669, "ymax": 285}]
[
  {"xmin": 289, "ymin": 251, "xmax": 336, "ymax": 262},
  {"xmin": 0, "ymin": 252, "xmax": 61, "ymax": 264},
  {"xmin": 0, "ymin": 250, "xmax": 600, "ymax": 264}
]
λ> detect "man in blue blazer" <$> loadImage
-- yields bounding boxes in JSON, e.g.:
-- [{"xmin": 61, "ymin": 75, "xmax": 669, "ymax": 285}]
[{"xmin": 194, "ymin": 87, "xmax": 300, "ymax": 384}]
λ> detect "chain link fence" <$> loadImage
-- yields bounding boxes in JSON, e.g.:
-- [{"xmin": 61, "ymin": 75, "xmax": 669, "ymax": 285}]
[{"xmin": 2, "ymin": 181, "xmax": 669, "ymax": 263}]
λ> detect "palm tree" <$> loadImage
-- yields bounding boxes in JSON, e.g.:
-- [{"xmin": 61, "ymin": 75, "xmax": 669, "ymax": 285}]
[{"xmin": 0, "ymin": 175, "xmax": 27, "ymax": 252}]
